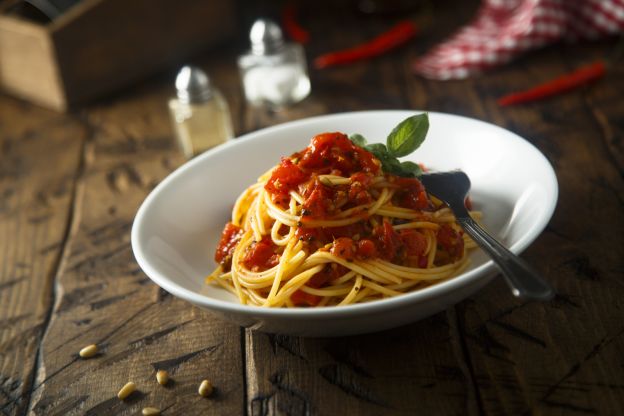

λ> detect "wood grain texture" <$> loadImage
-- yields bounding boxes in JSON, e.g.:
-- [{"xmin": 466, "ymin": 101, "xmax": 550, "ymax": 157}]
[
  {"xmin": 430, "ymin": 45, "xmax": 624, "ymax": 415},
  {"xmin": 24, "ymin": 88, "xmax": 245, "ymax": 415},
  {"xmin": 0, "ymin": 0, "xmax": 622, "ymax": 414},
  {"xmin": 0, "ymin": 98, "xmax": 83, "ymax": 415},
  {"xmin": 245, "ymin": 314, "xmax": 482, "ymax": 416}
]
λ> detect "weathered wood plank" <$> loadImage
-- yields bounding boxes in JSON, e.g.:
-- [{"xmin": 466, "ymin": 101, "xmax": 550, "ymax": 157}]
[
  {"xmin": 453, "ymin": 45, "xmax": 624, "ymax": 415},
  {"xmin": 245, "ymin": 315, "xmax": 480, "ymax": 416},
  {"xmin": 0, "ymin": 98, "xmax": 83, "ymax": 416},
  {"xmin": 26, "ymin": 80, "xmax": 245, "ymax": 415}
]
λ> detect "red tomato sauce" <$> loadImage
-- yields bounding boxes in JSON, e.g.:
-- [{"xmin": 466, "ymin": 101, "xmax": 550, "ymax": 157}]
[
  {"xmin": 242, "ymin": 236, "xmax": 280, "ymax": 272},
  {"xmin": 265, "ymin": 132, "xmax": 381, "ymax": 211},
  {"xmin": 297, "ymin": 132, "xmax": 380, "ymax": 174},
  {"xmin": 214, "ymin": 132, "xmax": 465, "ymax": 302},
  {"xmin": 265, "ymin": 158, "xmax": 307, "ymax": 208},
  {"xmin": 215, "ymin": 223, "xmax": 243, "ymax": 269},
  {"xmin": 390, "ymin": 176, "xmax": 431, "ymax": 210},
  {"xmin": 291, "ymin": 264, "xmax": 348, "ymax": 306},
  {"xmin": 294, "ymin": 222, "xmax": 372, "ymax": 251},
  {"xmin": 436, "ymin": 224, "xmax": 464, "ymax": 262},
  {"xmin": 290, "ymin": 290, "xmax": 321, "ymax": 307},
  {"xmin": 325, "ymin": 221, "xmax": 429, "ymax": 265}
]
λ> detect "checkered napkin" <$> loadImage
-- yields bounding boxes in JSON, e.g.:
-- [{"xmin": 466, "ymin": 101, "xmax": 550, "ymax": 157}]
[{"xmin": 413, "ymin": 0, "xmax": 624, "ymax": 80}]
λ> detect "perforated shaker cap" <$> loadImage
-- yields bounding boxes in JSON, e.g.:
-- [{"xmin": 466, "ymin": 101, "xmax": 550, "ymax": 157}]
[
  {"xmin": 249, "ymin": 18, "xmax": 285, "ymax": 55},
  {"xmin": 175, "ymin": 66, "xmax": 213, "ymax": 104}
]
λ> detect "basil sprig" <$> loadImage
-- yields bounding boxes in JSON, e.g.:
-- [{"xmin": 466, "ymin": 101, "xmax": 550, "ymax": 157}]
[{"xmin": 349, "ymin": 113, "xmax": 429, "ymax": 177}]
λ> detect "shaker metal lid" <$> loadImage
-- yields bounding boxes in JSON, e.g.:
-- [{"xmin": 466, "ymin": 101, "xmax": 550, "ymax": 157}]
[
  {"xmin": 175, "ymin": 66, "xmax": 213, "ymax": 104},
  {"xmin": 249, "ymin": 19, "xmax": 285, "ymax": 55}
]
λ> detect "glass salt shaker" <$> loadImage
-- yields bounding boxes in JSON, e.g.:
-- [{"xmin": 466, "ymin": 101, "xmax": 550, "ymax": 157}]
[
  {"xmin": 237, "ymin": 18, "xmax": 311, "ymax": 108},
  {"xmin": 168, "ymin": 66, "xmax": 234, "ymax": 158}
]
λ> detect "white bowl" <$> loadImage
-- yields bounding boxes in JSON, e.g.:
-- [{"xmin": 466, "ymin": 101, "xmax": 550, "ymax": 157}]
[{"xmin": 131, "ymin": 110, "xmax": 558, "ymax": 337}]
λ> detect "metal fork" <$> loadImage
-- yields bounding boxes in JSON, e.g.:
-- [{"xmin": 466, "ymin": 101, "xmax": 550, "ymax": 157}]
[{"xmin": 420, "ymin": 170, "xmax": 555, "ymax": 301}]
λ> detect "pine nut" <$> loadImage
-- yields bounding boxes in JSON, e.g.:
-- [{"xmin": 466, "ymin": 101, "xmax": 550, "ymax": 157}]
[
  {"xmin": 142, "ymin": 407, "xmax": 160, "ymax": 416},
  {"xmin": 117, "ymin": 381, "xmax": 136, "ymax": 400},
  {"xmin": 79, "ymin": 344, "xmax": 98, "ymax": 358},
  {"xmin": 156, "ymin": 370, "xmax": 169, "ymax": 385},
  {"xmin": 198, "ymin": 379, "xmax": 213, "ymax": 397}
]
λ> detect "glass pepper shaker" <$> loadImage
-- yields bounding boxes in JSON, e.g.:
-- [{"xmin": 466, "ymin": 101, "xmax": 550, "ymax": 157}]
[
  {"xmin": 168, "ymin": 66, "xmax": 234, "ymax": 158},
  {"xmin": 237, "ymin": 18, "xmax": 311, "ymax": 108}
]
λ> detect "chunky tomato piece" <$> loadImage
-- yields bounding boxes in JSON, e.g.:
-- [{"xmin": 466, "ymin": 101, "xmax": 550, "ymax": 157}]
[
  {"xmin": 265, "ymin": 158, "xmax": 307, "ymax": 207},
  {"xmin": 302, "ymin": 179, "xmax": 334, "ymax": 218},
  {"xmin": 374, "ymin": 221, "xmax": 404, "ymax": 261},
  {"xmin": 242, "ymin": 236, "xmax": 280, "ymax": 272},
  {"xmin": 348, "ymin": 172, "xmax": 374, "ymax": 205},
  {"xmin": 215, "ymin": 223, "xmax": 243, "ymax": 269},
  {"xmin": 398, "ymin": 229, "xmax": 427, "ymax": 257},
  {"xmin": 393, "ymin": 177, "xmax": 430, "ymax": 210},
  {"xmin": 295, "ymin": 226, "xmax": 327, "ymax": 245},
  {"xmin": 357, "ymin": 239, "xmax": 377, "ymax": 259},
  {"xmin": 437, "ymin": 225, "xmax": 464, "ymax": 261},
  {"xmin": 299, "ymin": 132, "xmax": 380, "ymax": 175},
  {"xmin": 291, "ymin": 290, "xmax": 321, "ymax": 306},
  {"xmin": 330, "ymin": 237, "xmax": 357, "ymax": 261},
  {"xmin": 264, "ymin": 133, "xmax": 382, "ymax": 216}
]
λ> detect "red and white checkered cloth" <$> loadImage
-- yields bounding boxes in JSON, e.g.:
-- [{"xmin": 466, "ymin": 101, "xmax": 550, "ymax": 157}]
[{"xmin": 413, "ymin": 0, "xmax": 624, "ymax": 80}]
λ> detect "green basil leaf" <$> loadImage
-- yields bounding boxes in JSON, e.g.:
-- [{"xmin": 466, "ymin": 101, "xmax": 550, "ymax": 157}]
[
  {"xmin": 367, "ymin": 145, "xmax": 403, "ymax": 175},
  {"xmin": 364, "ymin": 143, "xmax": 388, "ymax": 160},
  {"xmin": 349, "ymin": 134, "xmax": 367, "ymax": 147},
  {"xmin": 362, "ymin": 143, "xmax": 394, "ymax": 174},
  {"xmin": 386, "ymin": 113, "xmax": 429, "ymax": 158},
  {"xmin": 360, "ymin": 139, "xmax": 424, "ymax": 178},
  {"xmin": 382, "ymin": 157, "xmax": 403, "ymax": 175},
  {"xmin": 398, "ymin": 161, "xmax": 422, "ymax": 177}
]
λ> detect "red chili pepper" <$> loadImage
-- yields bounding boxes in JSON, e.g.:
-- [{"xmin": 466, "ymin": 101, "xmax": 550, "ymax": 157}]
[
  {"xmin": 314, "ymin": 20, "xmax": 418, "ymax": 69},
  {"xmin": 497, "ymin": 61, "xmax": 606, "ymax": 106},
  {"xmin": 282, "ymin": 3, "xmax": 309, "ymax": 44}
]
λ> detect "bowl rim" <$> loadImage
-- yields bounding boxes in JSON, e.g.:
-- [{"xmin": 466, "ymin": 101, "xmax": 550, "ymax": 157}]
[{"xmin": 131, "ymin": 110, "xmax": 558, "ymax": 318}]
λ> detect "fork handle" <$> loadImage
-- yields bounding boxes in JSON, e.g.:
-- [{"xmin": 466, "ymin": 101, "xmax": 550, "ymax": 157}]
[{"xmin": 457, "ymin": 216, "xmax": 555, "ymax": 301}]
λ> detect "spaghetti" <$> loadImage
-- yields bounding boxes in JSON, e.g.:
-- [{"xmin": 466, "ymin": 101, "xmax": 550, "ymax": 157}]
[{"xmin": 207, "ymin": 131, "xmax": 479, "ymax": 307}]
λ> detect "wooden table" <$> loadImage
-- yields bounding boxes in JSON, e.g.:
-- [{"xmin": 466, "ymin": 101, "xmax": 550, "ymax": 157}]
[{"xmin": 1, "ymin": 2, "xmax": 623, "ymax": 415}]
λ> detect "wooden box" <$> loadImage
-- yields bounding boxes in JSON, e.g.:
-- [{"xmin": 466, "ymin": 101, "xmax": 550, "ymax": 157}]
[{"xmin": 0, "ymin": 0, "xmax": 237, "ymax": 111}]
